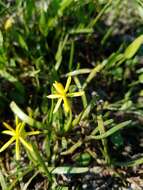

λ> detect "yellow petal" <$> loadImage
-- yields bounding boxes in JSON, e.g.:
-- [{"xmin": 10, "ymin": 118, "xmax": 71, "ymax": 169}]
[
  {"xmin": 67, "ymin": 91, "xmax": 84, "ymax": 97},
  {"xmin": 19, "ymin": 122, "xmax": 25, "ymax": 134},
  {"xmin": 19, "ymin": 137, "xmax": 33, "ymax": 152},
  {"xmin": 0, "ymin": 136, "xmax": 15, "ymax": 152},
  {"xmin": 3, "ymin": 122, "xmax": 15, "ymax": 132},
  {"xmin": 53, "ymin": 81, "xmax": 65, "ymax": 94},
  {"xmin": 16, "ymin": 123, "xmax": 21, "ymax": 134},
  {"xmin": 47, "ymin": 94, "xmax": 62, "ymax": 99},
  {"xmin": 53, "ymin": 98, "xmax": 62, "ymax": 113},
  {"xmin": 2, "ymin": 130, "xmax": 15, "ymax": 136},
  {"xmin": 63, "ymin": 97, "xmax": 70, "ymax": 113},
  {"xmin": 65, "ymin": 76, "xmax": 72, "ymax": 92}
]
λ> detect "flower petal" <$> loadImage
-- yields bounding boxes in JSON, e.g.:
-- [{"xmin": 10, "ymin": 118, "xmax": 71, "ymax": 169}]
[
  {"xmin": 47, "ymin": 94, "xmax": 62, "ymax": 99},
  {"xmin": 53, "ymin": 98, "xmax": 62, "ymax": 113},
  {"xmin": 19, "ymin": 137, "xmax": 33, "ymax": 152},
  {"xmin": 2, "ymin": 130, "xmax": 15, "ymax": 136},
  {"xmin": 67, "ymin": 91, "xmax": 84, "ymax": 97},
  {"xmin": 53, "ymin": 81, "xmax": 65, "ymax": 94},
  {"xmin": 16, "ymin": 123, "xmax": 21, "ymax": 131},
  {"xmin": 3, "ymin": 122, "xmax": 15, "ymax": 132},
  {"xmin": 63, "ymin": 97, "xmax": 70, "ymax": 113},
  {"xmin": 65, "ymin": 76, "xmax": 71, "ymax": 92},
  {"xmin": 19, "ymin": 122, "xmax": 25, "ymax": 134},
  {"xmin": 0, "ymin": 136, "xmax": 15, "ymax": 152}
]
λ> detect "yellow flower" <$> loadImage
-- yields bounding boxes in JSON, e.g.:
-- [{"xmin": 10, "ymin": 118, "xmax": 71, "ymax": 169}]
[
  {"xmin": 0, "ymin": 116, "xmax": 40, "ymax": 160},
  {"xmin": 47, "ymin": 76, "xmax": 84, "ymax": 113},
  {"xmin": 4, "ymin": 17, "xmax": 14, "ymax": 30}
]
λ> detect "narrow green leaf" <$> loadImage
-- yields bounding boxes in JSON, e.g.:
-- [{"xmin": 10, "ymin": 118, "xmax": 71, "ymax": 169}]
[
  {"xmin": 23, "ymin": 171, "xmax": 39, "ymax": 190},
  {"xmin": 64, "ymin": 69, "xmax": 91, "ymax": 77},
  {"xmin": 55, "ymin": 34, "xmax": 68, "ymax": 71},
  {"xmin": 0, "ymin": 69, "xmax": 25, "ymax": 94},
  {"xmin": 87, "ymin": 120, "xmax": 131, "ymax": 140},
  {"xmin": 0, "ymin": 30, "xmax": 3, "ymax": 47},
  {"xmin": 0, "ymin": 170, "xmax": 7, "ymax": 190},
  {"xmin": 139, "ymin": 73, "xmax": 143, "ymax": 83},
  {"xmin": 115, "ymin": 156, "xmax": 143, "ymax": 167},
  {"xmin": 58, "ymin": 0, "xmax": 74, "ymax": 15},
  {"xmin": 10, "ymin": 101, "xmax": 42, "ymax": 129},
  {"xmin": 124, "ymin": 35, "xmax": 143, "ymax": 59},
  {"xmin": 68, "ymin": 41, "xmax": 74, "ymax": 71},
  {"xmin": 32, "ymin": 144, "xmax": 52, "ymax": 181},
  {"xmin": 61, "ymin": 140, "xmax": 82, "ymax": 155},
  {"xmin": 69, "ymin": 27, "xmax": 93, "ymax": 34},
  {"xmin": 18, "ymin": 34, "xmax": 28, "ymax": 51},
  {"xmin": 49, "ymin": 167, "xmax": 88, "ymax": 174},
  {"xmin": 48, "ymin": 166, "xmax": 102, "ymax": 174},
  {"xmin": 73, "ymin": 76, "xmax": 87, "ymax": 108},
  {"xmin": 83, "ymin": 63, "xmax": 106, "ymax": 89},
  {"xmin": 97, "ymin": 110, "xmax": 110, "ymax": 163},
  {"xmin": 88, "ymin": 0, "xmax": 112, "ymax": 27},
  {"xmin": 106, "ymin": 53, "xmax": 124, "ymax": 68},
  {"xmin": 0, "ymin": 70, "xmax": 17, "ymax": 82},
  {"xmin": 39, "ymin": 11, "xmax": 48, "ymax": 36}
]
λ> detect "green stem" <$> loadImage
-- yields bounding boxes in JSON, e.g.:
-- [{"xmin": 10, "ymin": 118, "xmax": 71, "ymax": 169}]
[{"xmin": 96, "ymin": 106, "xmax": 110, "ymax": 164}]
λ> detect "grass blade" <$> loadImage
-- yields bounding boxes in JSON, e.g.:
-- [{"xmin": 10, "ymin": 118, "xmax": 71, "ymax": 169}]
[
  {"xmin": 32, "ymin": 144, "xmax": 52, "ymax": 181},
  {"xmin": 0, "ymin": 170, "xmax": 7, "ymax": 190},
  {"xmin": 87, "ymin": 120, "xmax": 131, "ymax": 140},
  {"xmin": 10, "ymin": 101, "xmax": 42, "ymax": 129}
]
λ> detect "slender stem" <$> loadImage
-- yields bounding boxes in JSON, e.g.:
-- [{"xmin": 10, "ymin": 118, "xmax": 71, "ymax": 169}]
[{"xmin": 96, "ymin": 105, "xmax": 110, "ymax": 164}]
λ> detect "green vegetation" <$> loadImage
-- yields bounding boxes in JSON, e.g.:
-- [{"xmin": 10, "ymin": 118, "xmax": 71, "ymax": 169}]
[{"xmin": 0, "ymin": 0, "xmax": 143, "ymax": 189}]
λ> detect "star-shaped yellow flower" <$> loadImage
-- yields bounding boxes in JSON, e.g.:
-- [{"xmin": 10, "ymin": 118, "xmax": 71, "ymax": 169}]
[
  {"xmin": 0, "ymin": 116, "xmax": 40, "ymax": 160},
  {"xmin": 47, "ymin": 76, "xmax": 84, "ymax": 113}
]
